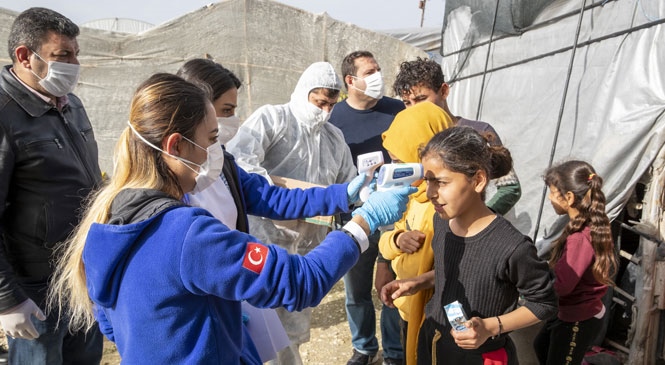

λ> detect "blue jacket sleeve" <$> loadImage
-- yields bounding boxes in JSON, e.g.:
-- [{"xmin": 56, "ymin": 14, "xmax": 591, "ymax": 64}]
[
  {"xmin": 179, "ymin": 212, "xmax": 360, "ymax": 311},
  {"xmin": 237, "ymin": 165, "xmax": 351, "ymax": 220}
]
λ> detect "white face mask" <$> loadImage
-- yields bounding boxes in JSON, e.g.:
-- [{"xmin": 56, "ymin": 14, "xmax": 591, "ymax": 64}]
[
  {"xmin": 30, "ymin": 51, "xmax": 80, "ymax": 97},
  {"xmin": 304, "ymin": 102, "xmax": 331, "ymax": 124},
  {"xmin": 183, "ymin": 138, "xmax": 225, "ymax": 195},
  {"xmin": 352, "ymin": 71, "xmax": 384, "ymax": 100},
  {"xmin": 127, "ymin": 121, "xmax": 225, "ymax": 194},
  {"xmin": 217, "ymin": 116, "xmax": 243, "ymax": 145}
]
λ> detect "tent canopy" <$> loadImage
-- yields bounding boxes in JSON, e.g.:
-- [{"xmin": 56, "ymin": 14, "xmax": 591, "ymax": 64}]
[{"xmin": 439, "ymin": 0, "xmax": 665, "ymax": 247}]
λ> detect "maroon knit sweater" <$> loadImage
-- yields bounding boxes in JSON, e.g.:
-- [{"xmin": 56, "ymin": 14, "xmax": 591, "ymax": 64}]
[{"xmin": 554, "ymin": 226, "xmax": 608, "ymax": 322}]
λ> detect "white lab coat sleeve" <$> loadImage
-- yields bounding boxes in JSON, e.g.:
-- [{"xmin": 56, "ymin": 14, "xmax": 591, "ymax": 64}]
[
  {"xmin": 226, "ymin": 105, "xmax": 284, "ymax": 181},
  {"xmin": 329, "ymin": 126, "xmax": 357, "ymax": 184},
  {"xmin": 337, "ymin": 141, "xmax": 357, "ymax": 184}
]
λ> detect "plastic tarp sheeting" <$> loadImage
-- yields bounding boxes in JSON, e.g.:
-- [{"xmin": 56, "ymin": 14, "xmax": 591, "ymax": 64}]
[
  {"xmin": 81, "ymin": 18, "xmax": 155, "ymax": 34},
  {"xmin": 439, "ymin": 0, "xmax": 665, "ymax": 254},
  {"xmin": 0, "ymin": 0, "xmax": 427, "ymax": 174},
  {"xmin": 383, "ymin": 27, "xmax": 443, "ymax": 53},
  {"xmin": 443, "ymin": 0, "xmax": 556, "ymax": 35}
]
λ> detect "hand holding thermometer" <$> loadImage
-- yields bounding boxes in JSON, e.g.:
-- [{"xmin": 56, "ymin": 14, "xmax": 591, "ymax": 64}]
[
  {"xmin": 376, "ymin": 163, "xmax": 423, "ymax": 230},
  {"xmin": 356, "ymin": 151, "xmax": 384, "ymax": 202}
]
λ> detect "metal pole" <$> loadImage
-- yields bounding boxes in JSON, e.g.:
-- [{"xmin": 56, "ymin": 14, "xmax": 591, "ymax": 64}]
[
  {"xmin": 419, "ymin": 0, "xmax": 427, "ymax": 27},
  {"xmin": 532, "ymin": 0, "xmax": 588, "ymax": 242},
  {"xmin": 475, "ymin": 0, "xmax": 501, "ymax": 120}
]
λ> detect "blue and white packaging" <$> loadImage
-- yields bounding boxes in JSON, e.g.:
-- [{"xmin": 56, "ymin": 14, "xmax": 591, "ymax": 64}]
[{"xmin": 444, "ymin": 300, "xmax": 469, "ymax": 332}]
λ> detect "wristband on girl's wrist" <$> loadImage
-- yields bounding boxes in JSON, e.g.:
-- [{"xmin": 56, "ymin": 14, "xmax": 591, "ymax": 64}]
[{"xmin": 491, "ymin": 316, "xmax": 503, "ymax": 339}]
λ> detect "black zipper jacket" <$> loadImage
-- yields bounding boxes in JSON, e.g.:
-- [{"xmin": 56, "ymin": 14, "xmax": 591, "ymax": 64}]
[{"xmin": 0, "ymin": 65, "xmax": 101, "ymax": 310}]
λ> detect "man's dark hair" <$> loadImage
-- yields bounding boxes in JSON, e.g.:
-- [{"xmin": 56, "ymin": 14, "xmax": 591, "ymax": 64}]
[
  {"xmin": 393, "ymin": 57, "xmax": 445, "ymax": 96},
  {"xmin": 8, "ymin": 7, "xmax": 79, "ymax": 63},
  {"xmin": 310, "ymin": 87, "xmax": 340, "ymax": 98},
  {"xmin": 341, "ymin": 50, "xmax": 375, "ymax": 89}
]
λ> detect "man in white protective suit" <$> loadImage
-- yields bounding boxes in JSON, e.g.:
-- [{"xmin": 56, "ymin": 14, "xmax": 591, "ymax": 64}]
[{"xmin": 226, "ymin": 61, "xmax": 357, "ymax": 365}]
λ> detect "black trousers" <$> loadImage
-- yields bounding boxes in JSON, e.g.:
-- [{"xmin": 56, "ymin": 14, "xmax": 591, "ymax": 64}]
[
  {"xmin": 417, "ymin": 318, "xmax": 517, "ymax": 365},
  {"xmin": 533, "ymin": 316, "xmax": 603, "ymax": 365}
]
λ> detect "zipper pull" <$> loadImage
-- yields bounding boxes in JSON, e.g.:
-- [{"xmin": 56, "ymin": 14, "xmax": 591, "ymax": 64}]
[{"xmin": 54, "ymin": 138, "xmax": 63, "ymax": 149}]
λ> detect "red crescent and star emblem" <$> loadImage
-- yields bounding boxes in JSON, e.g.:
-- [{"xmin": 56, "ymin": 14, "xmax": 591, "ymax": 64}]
[{"xmin": 242, "ymin": 242, "xmax": 268, "ymax": 274}]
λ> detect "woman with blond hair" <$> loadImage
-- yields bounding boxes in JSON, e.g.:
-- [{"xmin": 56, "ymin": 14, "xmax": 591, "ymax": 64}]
[{"xmin": 48, "ymin": 73, "xmax": 414, "ymax": 364}]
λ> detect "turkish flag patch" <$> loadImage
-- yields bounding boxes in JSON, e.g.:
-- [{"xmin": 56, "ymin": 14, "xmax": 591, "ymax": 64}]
[{"xmin": 242, "ymin": 242, "xmax": 269, "ymax": 274}]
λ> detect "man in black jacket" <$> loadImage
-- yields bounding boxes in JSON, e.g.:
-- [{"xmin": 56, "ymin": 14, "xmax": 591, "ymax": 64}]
[{"xmin": 0, "ymin": 7, "xmax": 103, "ymax": 364}]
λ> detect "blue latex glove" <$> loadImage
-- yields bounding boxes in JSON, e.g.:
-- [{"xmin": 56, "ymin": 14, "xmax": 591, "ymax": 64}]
[
  {"xmin": 352, "ymin": 186, "xmax": 417, "ymax": 233},
  {"xmin": 346, "ymin": 172, "xmax": 368, "ymax": 205}
]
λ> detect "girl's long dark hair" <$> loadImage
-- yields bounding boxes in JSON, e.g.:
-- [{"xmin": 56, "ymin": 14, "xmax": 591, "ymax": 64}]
[{"xmin": 544, "ymin": 160, "xmax": 618, "ymax": 285}]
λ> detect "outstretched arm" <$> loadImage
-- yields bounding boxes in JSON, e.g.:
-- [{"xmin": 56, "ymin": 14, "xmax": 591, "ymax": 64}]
[
  {"xmin": 380, "ymin": 270, "xmax": 435, "ymax": 307},
  {"xmin": 180, "ymin": 185, "xmax": 417, "ymax": 311},
  {"xmin": 239, "ymin": 168, "xmax": 353, "ymax": 220}
]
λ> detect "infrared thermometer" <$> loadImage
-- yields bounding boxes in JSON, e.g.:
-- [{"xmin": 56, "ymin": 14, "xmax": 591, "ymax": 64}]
[
  {"xmin": 376, "ymin": 163, "xmax": 423, "ymax": 231},
  {"xmin": 376, "ymin": 163, "xmax": 423, "ymax": 192},
  {"xmin": 356, "ymin": 151, "xmax": 384, "ymax": 202}
]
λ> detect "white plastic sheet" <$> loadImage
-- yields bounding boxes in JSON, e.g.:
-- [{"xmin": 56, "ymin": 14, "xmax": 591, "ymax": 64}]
[{"xmin": 439, "ymin": 0, "xmax": 665, "ymax": 253}]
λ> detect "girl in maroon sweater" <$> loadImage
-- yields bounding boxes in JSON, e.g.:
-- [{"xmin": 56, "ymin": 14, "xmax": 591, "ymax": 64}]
[{"xmin": 533, "ymin": 160, "xmax": 618, "ymax": 365}]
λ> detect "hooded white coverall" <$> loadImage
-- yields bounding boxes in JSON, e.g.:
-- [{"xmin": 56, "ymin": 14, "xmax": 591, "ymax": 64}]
[{"xmin": 226, "ymin": 62, "xmax": 356, "ymax": 364}]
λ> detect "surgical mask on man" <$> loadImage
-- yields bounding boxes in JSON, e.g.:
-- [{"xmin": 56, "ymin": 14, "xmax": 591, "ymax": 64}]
[
  {"xmin": 127, "ymin": 121, "xmax": 224, "ymax": 194},
  {"xmin": 352, "ymin": 71, "xmax": 384, "ymax": 100},
  {"xmin": 30, "ymin": 50, "xmax": 80, "ymax": 97},
  {"xmin": 217, "ymin": 116, "xmax": 243, "ymax": 145}
]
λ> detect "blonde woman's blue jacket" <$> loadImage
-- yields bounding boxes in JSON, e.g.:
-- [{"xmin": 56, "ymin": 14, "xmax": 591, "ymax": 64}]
[{"xmin": 84, "ymin": 188, "xmax": 359, "ymax": 364}]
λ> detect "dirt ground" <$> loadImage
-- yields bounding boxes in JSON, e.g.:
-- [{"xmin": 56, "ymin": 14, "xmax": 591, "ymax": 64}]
[{"xmin": 100, "ymin": 279, "xmax": 383, "ymax": 365}]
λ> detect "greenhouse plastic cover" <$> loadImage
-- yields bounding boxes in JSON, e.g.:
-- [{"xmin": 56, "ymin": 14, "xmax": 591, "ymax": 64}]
[{"xmin": 0, "ymin": 0, "xmax": 426, "ymax": 175}]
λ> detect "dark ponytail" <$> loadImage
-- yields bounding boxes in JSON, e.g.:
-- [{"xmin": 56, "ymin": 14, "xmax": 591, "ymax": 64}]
[{"xmin": 544, "ymin": 160, "xmax": 618, "ymax": 285}]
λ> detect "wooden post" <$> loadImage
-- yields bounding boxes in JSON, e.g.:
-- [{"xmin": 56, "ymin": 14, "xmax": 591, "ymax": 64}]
[
  {"xmin": 655, "ymin": 262, "xmax": 665, "ymax": 310},
  {"xmin": 626, "ymin": 143, "xmax": 665, "ymax": 364},
  {"xmin": 657, "ymin": 261, "xmax": 665, "ymax": 362},
  {"xmin": 627, "ymin": 239, "xmax": 655, "ymax": 365}
]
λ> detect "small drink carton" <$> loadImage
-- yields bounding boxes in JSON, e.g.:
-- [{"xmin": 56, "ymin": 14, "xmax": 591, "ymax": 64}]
[{"xmin": 444, "ymin": 300, "xmax": 468, "ymax": 331}]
